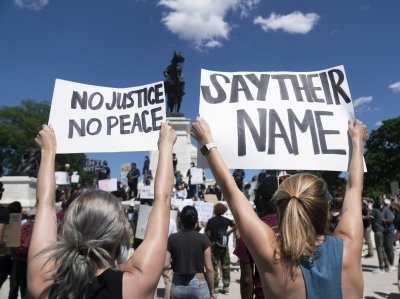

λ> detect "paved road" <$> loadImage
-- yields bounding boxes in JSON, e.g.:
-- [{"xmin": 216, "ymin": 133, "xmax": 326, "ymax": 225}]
[{"xmin": 1, "ymin": 252, "xmax": 399, "ymax": 298}]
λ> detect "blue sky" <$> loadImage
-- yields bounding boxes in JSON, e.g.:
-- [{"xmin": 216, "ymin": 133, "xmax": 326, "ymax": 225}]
[{"xmin": 1, "ymin": 0, "xmax": 399, "ymax": 181}]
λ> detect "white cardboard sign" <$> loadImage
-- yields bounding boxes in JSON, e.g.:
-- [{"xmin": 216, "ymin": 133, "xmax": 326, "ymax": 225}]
[
  {"xmin": 98, "ymin": 178, "xmax": 118, "ymax": 192},
  {"xmin": 49, "ymin": 79, "xmax": 166, "ymax": 153},
  {"xmin": 199, "ymin": 66, "xmax": 356, "ymax": 171}
]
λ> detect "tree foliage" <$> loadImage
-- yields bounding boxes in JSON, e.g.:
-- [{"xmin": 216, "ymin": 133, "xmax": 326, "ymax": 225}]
[
  {"xmin": 364, "ymin": 116, "xmax": 400, "ymax": 198},
  {"xmin": 0, "ymin": 99, "xmax": 95, "ymax": 185}
]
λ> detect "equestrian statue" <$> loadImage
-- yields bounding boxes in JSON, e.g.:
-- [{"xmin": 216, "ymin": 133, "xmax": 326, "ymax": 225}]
[{"xmin": 163, "ymin": 51, "xmax": 185, "ymax": 115}]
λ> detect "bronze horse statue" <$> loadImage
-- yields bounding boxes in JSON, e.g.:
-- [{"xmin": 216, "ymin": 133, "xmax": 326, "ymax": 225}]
[{"xmin": 164, "ymin": 51, "xmax": 185, "ymax": 114}]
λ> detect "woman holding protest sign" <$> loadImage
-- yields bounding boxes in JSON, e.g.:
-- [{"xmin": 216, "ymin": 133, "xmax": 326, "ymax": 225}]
[
  {"xmin": 28, "ymin": 122, "xmax": 176, "ymax": 299},
  {"xmin": 191, "ymin": 116, "xmax": 367, "ymax": 299}
]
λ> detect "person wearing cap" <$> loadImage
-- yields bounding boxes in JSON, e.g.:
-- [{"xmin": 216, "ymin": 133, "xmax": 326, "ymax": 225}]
[
  {"xmin": 165, "ymin": 205, "xmax": 216, "ymax": 299},
  {"xmin": 191, "ymin": 117, "xmax": 367, "ymax": 299}
]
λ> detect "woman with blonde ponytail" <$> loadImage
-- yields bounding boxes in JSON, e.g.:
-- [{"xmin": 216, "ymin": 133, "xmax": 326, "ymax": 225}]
[
  {"xmin": 191, "ymin": 117, "xmax": 367, "ymax": 299},
  {"xmin": 28, "ymin": 122, "xmax": 177, "ymax": 299}
]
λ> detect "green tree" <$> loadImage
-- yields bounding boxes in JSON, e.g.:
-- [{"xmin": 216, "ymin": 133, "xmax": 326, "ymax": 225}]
[
  {"xmin": 364, "ymin": 116, "xmax": 400, "ymax": 198},
  {"xmin": 0, "ymin": 99, "xmax": 95, "ymax": 185}
]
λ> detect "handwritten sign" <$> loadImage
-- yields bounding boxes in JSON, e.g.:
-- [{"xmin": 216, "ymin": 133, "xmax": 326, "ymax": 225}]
[
  {"xmin": 49, "ymin": 79, "xmax": 166, "ymax": 153},
  {"xmin": 139, "ymin": 185, "xmax": 154, "ymax": 199},
  {"xmin": 98, "ymin": 178, "xmax": 118, "ymax": 192},
  {"xmin": 199, "ymin": 66, "xmax": 356, "ymax": 171},
  {"xmin": 194, "ymin": 201, "xmax": 214, "ymax": 222}
]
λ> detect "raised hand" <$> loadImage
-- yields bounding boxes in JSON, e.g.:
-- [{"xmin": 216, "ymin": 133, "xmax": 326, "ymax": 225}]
[
  {"xmin": 158, "ymin": 121, "xmax": 177, "ymax": 149},
  {"xmin": 190, "ymin": 116, "xmax": 213, "ymax": 145},
  {"xmin": 35, "ymin": 124, "xmax": 57, "ymax": 153}
]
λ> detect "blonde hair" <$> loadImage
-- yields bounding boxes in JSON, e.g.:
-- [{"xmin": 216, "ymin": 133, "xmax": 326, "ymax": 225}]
[{"xmin": 274, "ymin": 173, "xmax": 329, "ymax": 264}]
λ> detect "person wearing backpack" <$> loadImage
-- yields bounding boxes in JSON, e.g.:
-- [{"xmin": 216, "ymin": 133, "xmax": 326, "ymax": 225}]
[{"xmin": 205, "ymin": 203, "xmax": 236, "ymax": 295}]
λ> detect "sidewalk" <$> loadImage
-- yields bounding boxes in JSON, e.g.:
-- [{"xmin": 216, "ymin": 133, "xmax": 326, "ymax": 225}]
[{"xmin": 1, "ymin": 253, "xmax": 399, "ymax": 298}]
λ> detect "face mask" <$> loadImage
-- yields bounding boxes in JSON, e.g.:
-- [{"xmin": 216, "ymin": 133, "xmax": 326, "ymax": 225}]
[{"xmin": 331, "ymin": 211, "xmax": 340, "ymax": 217}]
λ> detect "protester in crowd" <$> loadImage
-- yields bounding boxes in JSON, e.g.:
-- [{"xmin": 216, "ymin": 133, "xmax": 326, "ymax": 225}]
[
  {"xmin": 205, "ymin": 202, "xmax": 236, "ymax": 295},
  {"xmin": 97, "ymin": 160, "xmax": 110, "ymax": 181},
  {"xmin": 233, "ymin": 169, "xmax": 245, "ymax": 191},
  {"xmin": 392, "ymin": 202, "xmax": 400, "ymax": 247},
  {"xmin": 174, "ymin": 181, "xmax": 187, "ymax": 200},
  {"xmin": 165, "ymin": 206, "xmax": 216, "ymax": 299},
  {"xmin": 205, "ymin": 184, "xmax": 222, "ymax": 201},
  {"xmin": 0, "ymin": 182, "xmax": 11, "ymax": 293},
  {"xmin": 234, "ymin": 175, "xmax": 278, "ymax": 299},
  {"xmin": 143, "ymin": 156, "xmax": 150, "ymax": 176},
  {"xmin": 191, "ymin": 117, "xmax": 367, "ymax": 299},
  {"xmin": 5, "ymin": 201, "xmax": 23, "ymax": 299},
  {"xmin": 0, "ymin": 201, "xmax": 22, "ymax": 295},
  {"xmin": 127, "ymin": 162, "xmax": 140, "ymax": 199},
  {"xmin": 186, "ymin": 162, "xmax": 196, "ymax": 199},
  {"xmin": 175, "ymin": 171, "xmax": 183, "ymax": 185},
  {"xmin": 162, "ymin": 215, "xmax": 177, "ymax": 299},
  {"xmin": 371, "ymin": 198, "xmax": 395, "ymax": 273},
  {"xmin": 328, "ymin": 197, "xmax": 343, "ymax": 234},
  {"xmin": 382, "ymin": 198, "xmax": 396, "ymax": 268},
  {"xmin": 362, "ymin": 199, "xmax": 374, "ymax": 258},
  {"xmin": 10, "ymin": 203, "xmax": 33, "ymax": 299},
  {"xmin": 28, "ymin": 122, "xmax": 176, "ymax": 299},
  {"xmin": 172, "ymin": 153, "xmax": 178, "ymax": 174},
  {"xmin": 111, "ymin": 181, "xmax": 128, "ymax": 201}
]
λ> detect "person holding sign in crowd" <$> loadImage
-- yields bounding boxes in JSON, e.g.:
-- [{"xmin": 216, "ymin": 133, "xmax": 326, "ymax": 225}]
[
  {"xmin": 28, "ymin": 122, "xmax": 176, "ymax": 299},
  {"xmin": 191, "ymin": 116, "xmax": 367, "ymax": 299}
]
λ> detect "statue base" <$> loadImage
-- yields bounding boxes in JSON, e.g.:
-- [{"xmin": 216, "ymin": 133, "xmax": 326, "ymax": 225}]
[
  {"xmin": 166, "ymin": 112, "xmax": 185, "ymax": 118},
  {"xmin": 148, "ymin": 115, "xmax": 197, "ymax": 182},
  {"xmin": 0, "ymin": 176, "xmax": 37, "ymax": 208}
]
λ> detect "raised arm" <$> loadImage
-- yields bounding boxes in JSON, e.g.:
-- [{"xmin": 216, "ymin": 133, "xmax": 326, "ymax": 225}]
[
  {"xmin": 123, "ymin": 122, "xmax": 176, "ymax": 299},
  {"xmin": 190, "ymin": 117, "xmax": 275, "ymax": 258},
  {"xmin": 334, "ymin": 119, "xmax": 368, "ymax": 254},
  {"xmin": 28, "ymin": 124, "xmax": 58, "ymax": 298}
]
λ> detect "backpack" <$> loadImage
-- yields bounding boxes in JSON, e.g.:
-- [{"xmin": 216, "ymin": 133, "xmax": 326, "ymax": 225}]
[
  {"xmin": 13, "ymin": 219, "xmax": 34, "ymax": 262},
  {"xmin": 215, "ymin": 228, "xmax": 229, "ymax": 247}
]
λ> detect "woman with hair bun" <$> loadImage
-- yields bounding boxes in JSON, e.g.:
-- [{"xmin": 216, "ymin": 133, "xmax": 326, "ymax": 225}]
[
  {"xmin": 28, "ymin": 122, "xmax": 177, "ymax": 299},
  {"xmin": 191, "ymin": 117, "xmax": 367, "ymax": 299},
  {"xmin": 165, "ymin": 205, "xmax": 216, "ymax": 299}
]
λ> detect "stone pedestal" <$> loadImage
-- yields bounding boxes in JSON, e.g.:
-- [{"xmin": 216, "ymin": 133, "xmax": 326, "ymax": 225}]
[
  {"xmin": 0, "ymin": 176, "xmax": 37, "ymax": 208},
  {"xmin": 149, "ymin": 116, "xmax": 197, "ymax": 181}
]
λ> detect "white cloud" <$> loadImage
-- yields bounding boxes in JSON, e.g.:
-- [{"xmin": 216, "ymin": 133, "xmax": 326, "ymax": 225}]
[
  {"xmin": 375, "ymin": 121, "xmax": 383, "ymax": 127},
  {"xmin": 14, "ymin": 0, "xmax": 49, "ymax": 10},
  {"xmin": 353, "ymin": 96, "xmax": 373, "ymax": 108},
  {"xmin": 388, "ymin": 81, "xmax": 400, "ymax": 92},
  {"xmin": 158, "ymin": 0, "xmax": 260, "ymax": 50},
  {"xmin": 253, "ymin": 11, "xmax": 320, "ymax": 34}
]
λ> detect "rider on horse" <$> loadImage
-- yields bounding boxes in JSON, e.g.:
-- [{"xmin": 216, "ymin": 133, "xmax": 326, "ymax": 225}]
[{"xmin": 164, "ymin": 51, "xmax": 185, "ymax": 113}]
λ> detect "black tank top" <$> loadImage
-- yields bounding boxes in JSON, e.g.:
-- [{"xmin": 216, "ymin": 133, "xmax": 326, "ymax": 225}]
[
  {"xmin": 49, "ymin": 268, "xmax": 123, "ymax": 299},
  {"xmin": 87, "ymin": 269, "xmax": 123, "ymax": 299}
]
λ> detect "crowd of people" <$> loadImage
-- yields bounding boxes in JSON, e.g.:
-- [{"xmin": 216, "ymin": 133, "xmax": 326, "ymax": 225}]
[{"xmin": 1, "ymin": 117, "xmax": 400, "ymax": 298}]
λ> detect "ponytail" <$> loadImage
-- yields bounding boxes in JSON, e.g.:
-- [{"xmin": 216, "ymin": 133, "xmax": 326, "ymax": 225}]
[
  {"xmin": 279, "ymin": 196, "xmax": 317, "ymax": 262},
  {"xmin": 37, "ymin": 190, "xmax": 129, "ymax": 299},
  {"xmin": 274, "ymin": 174, "xmax": 329, "ymax": 266}
]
